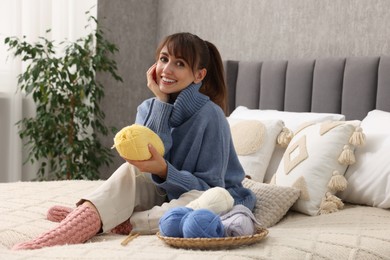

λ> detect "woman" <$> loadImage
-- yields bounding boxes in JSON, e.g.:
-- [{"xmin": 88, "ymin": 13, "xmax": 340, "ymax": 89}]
[{"xmin": 13, "ymin": 32, "xmax": 256, "ymax": 250}]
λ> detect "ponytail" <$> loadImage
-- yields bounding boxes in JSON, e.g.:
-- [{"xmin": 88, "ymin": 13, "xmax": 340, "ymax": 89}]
[{"xmin": 201, "ymin": 41, "xmax": 228, "ymax": 115}]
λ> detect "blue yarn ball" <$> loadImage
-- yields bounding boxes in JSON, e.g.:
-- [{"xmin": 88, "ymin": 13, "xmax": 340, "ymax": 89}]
[
  {"xmin": 182, "ymin": 209, "xmax": 225, "ymax": 238},
  {"xmin": 159, "ymin": 207, "xmax": 193, "ymax": 237}
]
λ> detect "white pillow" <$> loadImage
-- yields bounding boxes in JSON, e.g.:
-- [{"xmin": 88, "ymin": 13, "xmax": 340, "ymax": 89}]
[
  {"xmin": 340, "ymin": 110, "xmax": 390, "ymax": 208},
  {"xmin": 230, "ymin": 106, "xmax": 346, "ymax": 183},
  {"xmin": 274, "ymin": 121, "xmax": 362, "ymax": 216},
  {"xmin": 228, "ymin": 118, "xmax": 286, "ymax": 182}
]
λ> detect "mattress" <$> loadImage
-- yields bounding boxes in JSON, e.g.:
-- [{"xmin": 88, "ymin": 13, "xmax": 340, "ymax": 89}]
[{"xmin": 1, "ymin": 180, "xmax": 389, "ymax": 260}]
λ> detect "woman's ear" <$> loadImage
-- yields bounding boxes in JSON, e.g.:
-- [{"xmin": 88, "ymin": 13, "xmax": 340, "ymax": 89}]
[{"xmin": 193, "ymin": 68, "xmax": 207, "ymax": 83}]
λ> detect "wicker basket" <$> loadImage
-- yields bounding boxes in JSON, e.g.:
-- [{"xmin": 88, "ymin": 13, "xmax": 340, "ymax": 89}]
[{"xmin": 156, "ymin": 228, "xmax": 268, "ymax": 250}]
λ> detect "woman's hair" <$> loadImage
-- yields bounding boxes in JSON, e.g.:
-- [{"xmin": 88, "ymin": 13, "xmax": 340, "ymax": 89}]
[{"xmin": 155, "ymin": 32, "xmax": 228, "ymax": 114}]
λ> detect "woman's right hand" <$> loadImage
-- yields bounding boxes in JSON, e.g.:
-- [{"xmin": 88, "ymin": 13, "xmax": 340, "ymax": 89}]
[
  {"xmin": 146, "ymin": 63, "xmax": 169, "ymax": 102},
  {"xmin": 124, "ymin": 144, "xmax": 168, "ymax": 179}
]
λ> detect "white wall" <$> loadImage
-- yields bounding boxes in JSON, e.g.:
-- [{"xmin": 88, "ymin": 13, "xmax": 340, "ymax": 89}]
[
  {"xmin": 0, "ymin": 0, "xmax": 97, "ymax": 182},
  {"xmin": 0, "ymin": 94, "xmax": 11, "ymax": 182}
]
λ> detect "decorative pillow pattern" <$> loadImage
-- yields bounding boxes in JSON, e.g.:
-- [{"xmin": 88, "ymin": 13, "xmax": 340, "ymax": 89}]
[
  {"xmin": 242, "ymin": 178, "xmax": 300, "ymax": 228},
  {"xmin": 340, "ymin": 110, "xmax": 390, "ymax": 208},
  {"xmin": 228, "ymin": 118, "xmax": 290, "ymax": 182},
  {"xmin": 229, "ymin": 106, "xmax": 346, "ymax": 183},
  {"xmin": 273, "ymin": 121, "xmax": 364, "ymax": 216}
]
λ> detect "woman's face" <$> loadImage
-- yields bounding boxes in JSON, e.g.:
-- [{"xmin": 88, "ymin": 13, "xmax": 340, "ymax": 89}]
[{"xmin": 155, "ymin": 46, "xmax": 203, "ymax": 95}]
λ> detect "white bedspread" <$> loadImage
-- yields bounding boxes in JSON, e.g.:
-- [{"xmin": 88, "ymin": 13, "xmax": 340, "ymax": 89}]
[{"xmin": 1, "ymin": 180, "xmax": 390, "ymax": 260}]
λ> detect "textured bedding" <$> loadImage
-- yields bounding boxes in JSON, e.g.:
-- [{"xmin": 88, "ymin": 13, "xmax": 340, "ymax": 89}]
[
  {"xmin": 2, "ymin": 55, "xmax": 390, "ymax": 259},
  {"xmin": 1, "ymin": 180, "xmax": 390, "ymax": 260}
]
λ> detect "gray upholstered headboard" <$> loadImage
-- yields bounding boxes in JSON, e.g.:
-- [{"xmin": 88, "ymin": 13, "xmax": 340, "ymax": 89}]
[{"xmin": 224, "ymin": 56, "xmax": 390, "ymax": 120}]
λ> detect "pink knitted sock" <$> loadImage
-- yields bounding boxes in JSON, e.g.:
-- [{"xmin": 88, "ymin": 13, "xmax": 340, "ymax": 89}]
[
  {"xmin": 47, "ymin": 205, "xmax": 133, "ymax": 235},
  {"xmin": 47, "ymin": 205, "xmax": 73, "ymax": 222},
  {"xmin": 110, "ymin": 218, "xmax": 132, "ymax": 235},
  {"xmin": 46, "ymin": 205, "xmax": 132, "ymax": 235},
  {"xmin": 12, "ymin": 204, "xmax": 101, "ymax": 250}
]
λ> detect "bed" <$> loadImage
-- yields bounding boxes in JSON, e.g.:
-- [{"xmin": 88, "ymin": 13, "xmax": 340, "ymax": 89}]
[{"xmin": 1, "ymin": 56, "xmax": 390, "ymax": 259}]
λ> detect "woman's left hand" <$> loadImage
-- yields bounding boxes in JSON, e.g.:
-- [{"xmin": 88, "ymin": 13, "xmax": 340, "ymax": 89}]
[
  {"xmin": 146, "ymin": 63, "xmax": 169, "ymax": 102},
  {"xmin": 125, "ymin": 144, "xmax": 168, "ymax": 179}
]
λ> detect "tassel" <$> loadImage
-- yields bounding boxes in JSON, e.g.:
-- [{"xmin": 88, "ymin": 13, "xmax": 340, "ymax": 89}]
[
  {"xmin": 349, "ymin": 126, "xmax": 365, "ymax": 146},
  {"xmin": 338, "ymin": 145, "xmax": 356, "ymax": 165},
  {"xmin": 324, "ymin": 192, "xmax": 344, "ymax": 209},
  {"xmin": 319, "ymin": 200, "xmax": 338, "ymax": 215},
  {"xmin": 328, "ymin": 171, "xmax": 348, "ymax": 191},
  {"xmin": 277, "ymin": 127, "xmax": 293, "ymax": 147},
  {"xmin": 318, "ymin": 192, "xmax": 344, "ymax": 215},
  {"xmin": 318, "ymin": 198, "xmax": 338, "ymax": 215}
]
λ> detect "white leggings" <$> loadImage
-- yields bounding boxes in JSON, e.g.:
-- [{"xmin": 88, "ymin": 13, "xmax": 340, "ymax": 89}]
[{"xmin": 79, "ymin": 163, "xmax": 203, "ymax": 234}]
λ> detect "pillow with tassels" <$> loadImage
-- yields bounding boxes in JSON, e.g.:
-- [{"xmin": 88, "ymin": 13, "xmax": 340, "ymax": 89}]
[
  {"xmin": 271, "ymin": 120, "xmax": 365, "ymax": 216},
  {"xmin": 228, "ymin": 117, "xmax": 293, "ymax": 182}
]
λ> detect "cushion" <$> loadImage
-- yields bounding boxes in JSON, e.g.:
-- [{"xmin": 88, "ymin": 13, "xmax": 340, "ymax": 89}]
[
  {"xmin": 229, "ymin": 106, "xmax": 346, "ymax": 183},
  {"xmin": 242, "ymin": 178, "xmax": 300, "ymax": 228},
  {"xmin": 340, "ymin": 110, "xmax": 390, "ymax": 208},
  {"xmin": 112, "ymin": 124, "xmax": 164, "ymax": 160},
  {"xmin": 273, "ymin": 120, "xmax": 363, "ymax": 216},
  {"xmin": 230, "ymin": 106, "xmax": 346, "ymax": 131},
  {"xmin": 228, "ymin": 118, "xmax": 290, "ymax": 182}
]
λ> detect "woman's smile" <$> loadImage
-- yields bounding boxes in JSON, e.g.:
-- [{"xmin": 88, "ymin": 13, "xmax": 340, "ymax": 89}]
[{"xmin": 161, "ymin": 77, "xmax": 177, "ymax": 84}]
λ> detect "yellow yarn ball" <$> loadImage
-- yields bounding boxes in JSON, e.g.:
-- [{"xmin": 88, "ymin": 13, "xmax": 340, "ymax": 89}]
[{"xmin": 112, "ymin": 124, "xmax": 164, "ymax": 160}]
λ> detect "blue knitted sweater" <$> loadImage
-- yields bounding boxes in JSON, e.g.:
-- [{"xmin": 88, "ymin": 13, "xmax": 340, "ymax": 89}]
[{"xmin": 135, "ymin": 83, "xmax": 256, "ymax": 210}]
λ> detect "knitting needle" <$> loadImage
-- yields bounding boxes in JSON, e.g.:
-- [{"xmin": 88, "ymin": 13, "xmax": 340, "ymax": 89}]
[{"xmin": 121, "ymin": 233, "xmax": 140, "ymax": 246}]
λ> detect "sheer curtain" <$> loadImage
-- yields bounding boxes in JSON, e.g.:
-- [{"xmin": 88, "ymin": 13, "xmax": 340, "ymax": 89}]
[{"xmin": 0, "ymin": 0, "xmax": 97, "ymax": 182}]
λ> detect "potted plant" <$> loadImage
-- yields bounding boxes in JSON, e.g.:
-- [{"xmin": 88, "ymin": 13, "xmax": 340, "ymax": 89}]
[{"xmin": 5, "ymin": 15, "xmax": 122, "ymax": 180}]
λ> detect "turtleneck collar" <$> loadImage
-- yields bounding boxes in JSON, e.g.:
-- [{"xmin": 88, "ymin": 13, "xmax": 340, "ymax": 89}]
[{"xmin": 169, "ymin": 82, "xmax": 209, "ymax": 127}]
